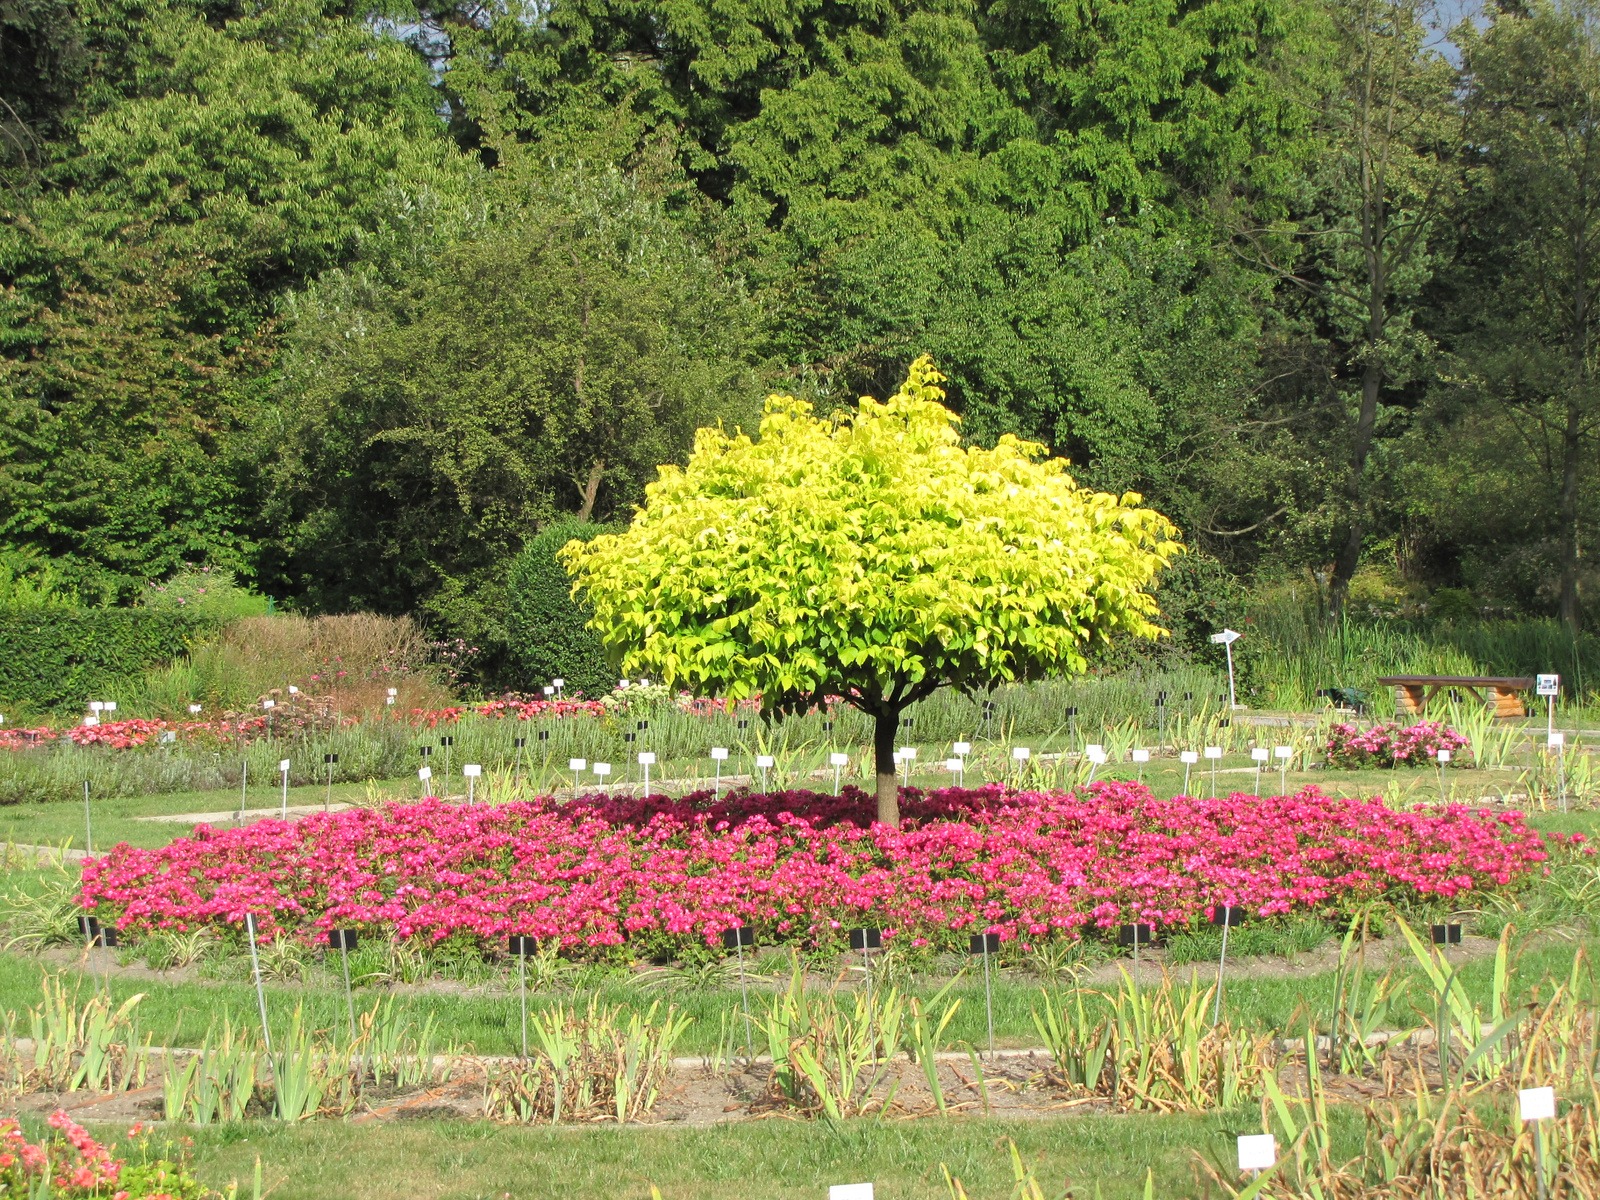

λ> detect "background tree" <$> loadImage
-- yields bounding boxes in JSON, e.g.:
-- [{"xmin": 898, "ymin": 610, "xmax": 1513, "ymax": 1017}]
[
  {"xmin": 265, "ymin": 167, "xmax": 762, "ymax": 653},
  {"xmin": 562, "ymin": 357, "xmax": 1180, "ymax": 825},
  {"xmin": 1426, "ymin": 0, "xmax": 1600, "ymax": 634},
  {"xmin": 1228, "ymin": 0, "xmax": 1460, "ymax": 620}
]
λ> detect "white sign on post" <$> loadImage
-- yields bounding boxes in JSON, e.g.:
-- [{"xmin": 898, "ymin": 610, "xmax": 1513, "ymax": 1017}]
[
  {"xmin": 830, "ymin": 1186, "xmax": 875, "ymax": 1200},
  {"xmin": 1548, "ymin": 732, "xmax": 1566, "ymax": 748},
  {"xmin": 1274, "ymin": 746, "xmax": 1293, "ymax": 760},
  {"xmin": 710, "ymin": 747, "xmax": 729, "ymax": 761},
  {"xmin": 638, "ymin": 752, "xmax": 656, "ymax": 766},
  {"xmin": 1204, "ymin": 746, "xmax": 1223, "ymax": 760},
  {"xmin": 953, "ymin": 741, "xmax": 972, "ymax": 756},
  {"xmin": 1012, "ymin": 747, "xmax": 1031, "ymax": 761},
  {"xmin": 944, "ymin": 758, "xmax": 963, "ymax": 771},
  {"xmin": 1086, "ymin": 747, "xmax": 1108, "ymax": 764},
  {"xmin": 1237, "ymin": 1134, "xmax": 1276, "ymax": 1171},
  {"xmin": 279, "ymin": 759, "xmax": 291, "ymax": 773},
  {"xmin": 593, "ymin": 763, "xmax": 611, "ymax": 778},
  {"xmin": 1437, "ymin": 749, "xmax": 1452, "ymax": 764},
  {"xmin": 418, "ymin": 766, "xmax": 432, "ymax": 781},
  {"xmin": 1520, "ymin": 1086, "xmax": 1556, "ymax": 1121},
  {"xmin": 463, "ymin": 764, "xmax": 482, "ymax": 777},
  {"xmin": 188, "ymin": 704, "xmax": 202, "ymax": 714},
  {"xmin": 1252, "ymin": 748, "xmax": 1270, "ymax": 763},
  {"xmin": 830, "ymin": 753, "xmax": 849, "ymax": 767},
  {"xmin": 755, "ymin": 754, "xmax": 774, "ymax": 769},
  {"xmin": 1131, "ymin": 749, "xmax": 1150, "ymax": 764},
  {"xmin": 568, "ymin": 758, "xmax": 586, "ymax": 772},
  {"xmin": 899, "ymin": 747, "xmax": 917, "ymax": 760},
  {"xmin": 1180, "ymin": 750, "xmax": 1199, "ymax": 764},
  {"xmin": 1210, "ymin": 628, "xmax": 1243, "ymax": 709},
  {"xmin": 1537, "ymin": 674, "xmax": 1561, "ymax": 697}
]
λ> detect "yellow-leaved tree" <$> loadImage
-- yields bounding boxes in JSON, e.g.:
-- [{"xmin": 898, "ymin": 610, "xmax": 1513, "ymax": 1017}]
[{"xmin": 561, "ymin": 356, "xmax": 1182, "ymax": 826}]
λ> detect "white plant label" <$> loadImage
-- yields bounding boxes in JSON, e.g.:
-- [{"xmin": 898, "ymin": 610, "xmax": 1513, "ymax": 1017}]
[
  {"xmin": 552, "ymin": 678, "xmax": 564, "ymax": 688},
  {"xmin": 711, "ymin": 747, "xmax": 729, "ymax": 761},
  {"xmin": 953, "ymin": 742, "xmax": 972, "ymax": 756},
  {"xmin": 1274, "ymin": 746, "xmax": 1293, "ymax": 760},
  {"xmin": 1131, "ymin": 749, "xmax": 1150, "ymax": 763},
  {"xmin": 944, "ymin": 758, "xmax": 962, "ymax": 771},
  {"xmin": 263, "ymin": 700, "xmax": 275, "ymax": 709},
  {"xmin": 1252, "ymin": 748, "xmax": 1270, "ymax": 763},
  {"xmin": 188, "ymin": 705, "xmax": 202, "ymax": 714},
  {"xmin": 1086, "ymin": 747, "xmax": 1108, "ymax": 764},
  {"xmin": 1437, "ymin": 749, "xmax": 1452, "ymax": 763},
  {"xmin": 1237, "ymin": 1134, "xmax": 1275, "ymax": 1170},
  {"xmin": 463, "ymin": 765, "xmax": 482, "ymax": 777},
  {"xmin": 418, "ymin": 767, "xmax": 432, "ymax": 781},
  {"xmin": 1012, "ymin": 747, "xmax": 1031, "ymax": 761},
  {"xmin": 279, "ymin": 760, "xmax": 291, "ymax": 772},
  {"xmin": 1180, "ymin": 750, "xmax": 1199, "ymax": 764},
  {"xmin": 83, "ymin": 716, "xmax": 98, "ymax": 727},
  {"xmin": 386, "ymin": 688, "xmax": 397, "ymax": 697},
  {"xmin": 756, "ymin": 755, "xmax": 775, "ymax": 768},
  {"xmin": 543, "ymin": 687, "xmax": 554, "ymax": 696},
  {"xmin": 89, "ymin": 702, "xmax": 103, "ymax": 713},
  {"xmin": 1549, "ymin": 732, "xmax": 1566, "ymax": 748},
  {"xmin": 899, "ymin": 747, "xmax": 917, "ymax": 760},
  {"xmin": 829, "ymin": 1186, "xmax": 874, "ymax": 1200},
  {"xmin": 288, "ymin": 686, "xmax": 299, "ymax": 695},
  {"xmin": 830, "ymin": 753, "xmax": 848, "ymax": 766},
  {"xmin": 638, "ymin": 752, "xmax": 656, "ymax": 766},
  {"xmin": 568, "ymin": 758, "xmax": 586, "ymax": 772},
  {"xmin": 1086, "ymin": 744, "xmax": 1104, "ymax": 756},
  {"xmin": 1537, "ymin": 674, "xmax": 1560, "ymax": 697},
  {"xmin": 1519, "ymin": 1086, "xmax": 1556, "ymax": 1121},
  {"xmin": 593, "ymin": 763, "xmax": 611, "ymax": 777},
  {"xmin": 1210, "ymin": 628, "xmax": 1242, "ymax": 646},
  {"xmin": 104, "ymin": 702, "xmax": 116, "ymax": 712},
  {"xmin": 1204, "ymin": 746, "xmax": 1222, "ymax": 760}
]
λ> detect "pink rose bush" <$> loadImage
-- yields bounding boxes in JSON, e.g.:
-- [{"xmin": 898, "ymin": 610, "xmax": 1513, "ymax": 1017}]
[
  {"xmin": 79, "ymin": 783, "xmax": 1544, "ymax": 954},
  {"xmin": 1325, "ymin": 720, "xmax": 1471, "ymax": 769}
]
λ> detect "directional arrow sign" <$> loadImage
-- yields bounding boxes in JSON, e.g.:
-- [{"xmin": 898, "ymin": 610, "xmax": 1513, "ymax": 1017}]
[{"xmin": 1209, "ymin": 628, "xmax": 1242, "ymax": 645}]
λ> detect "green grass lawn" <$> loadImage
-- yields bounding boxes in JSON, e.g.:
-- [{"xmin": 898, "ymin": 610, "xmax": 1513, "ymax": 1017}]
[{"xmin": 89, "ymin": 1107, "xmax": 1367, "ymax": 1200}]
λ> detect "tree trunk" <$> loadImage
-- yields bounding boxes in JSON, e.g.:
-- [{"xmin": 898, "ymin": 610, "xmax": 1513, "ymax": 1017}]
[
  {"xmin": 1558, "ymin": 398, "xmax": 1582, "ymax": 633},
  {"xmin": 873, "ymin": 708, "xmax": 900, "ymax": 828},
  {"xmin": 575, "ymin": 459, "xmax": 605, "ymax": 523}
]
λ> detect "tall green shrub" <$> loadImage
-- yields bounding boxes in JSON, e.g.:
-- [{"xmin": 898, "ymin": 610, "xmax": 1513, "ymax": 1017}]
[
  {"xmin": 0, "ymin": 607, "xmax": 221, "ymax": 714},
  {"xmin": 506, "ymin": 523, "xmax": 616, "ymax": 699}
]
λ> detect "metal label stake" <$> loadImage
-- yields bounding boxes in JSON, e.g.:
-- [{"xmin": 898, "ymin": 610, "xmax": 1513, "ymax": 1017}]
[
  {"xmin": 83, "ymin": 781, "xmax": 91, "ymax": 856},
  {"xmin": 508, "ymin": 936, "xmax": 534, "ymax": 1057},
  {"xmin": 329, "ymin": 929, "xmax": 358, "ymax": 1041},
  {"xmin": 279, "ymin": 759, "xmax": 291, "ymax": 818},
  {"xmin": 1211, "ymin": 907, "xmax": 1244, "ymax": 1027},
  {"xmin": 970, "ymin": 932, "xmax": 998, "ymax": 1059},
  {"xmin": 245, "ymin": 912, "xmax": 273, "ymax": 1055},
  {"xmin": 723, "ymin": 926, "xmax": 755, "ymax": 1062},
  {"xmin": 238, "ymin": 759, "xmax": 248, "ymax": 823}
]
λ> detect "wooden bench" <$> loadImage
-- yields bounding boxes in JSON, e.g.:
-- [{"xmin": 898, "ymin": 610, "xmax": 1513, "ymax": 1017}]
[{"xmin": 1376, "ymin": 675, "xmax": 1533, "ymax": 719}]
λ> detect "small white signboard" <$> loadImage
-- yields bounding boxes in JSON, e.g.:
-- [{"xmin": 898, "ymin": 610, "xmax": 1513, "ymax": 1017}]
[
  {"xmin": 1237, "ymin": 1134, "xmax": 1275, "ymax": 1170},
  {"xmin": 1537, "ymin": 674, "xmax": 1560, "ymax": 697},
  {"xmin": 1519, "ymin": 1086, "xmax": 1556, "ymax": 1121}
]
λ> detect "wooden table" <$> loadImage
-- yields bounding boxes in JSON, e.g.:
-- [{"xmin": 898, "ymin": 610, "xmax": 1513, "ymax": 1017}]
[{"xmin": 1376, "ymin": 675, "xmax": 1534, "ymax": 719}]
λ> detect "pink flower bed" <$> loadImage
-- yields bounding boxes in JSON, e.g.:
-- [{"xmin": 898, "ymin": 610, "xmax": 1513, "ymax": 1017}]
[
  {"xmin": 80, "ymin": 783, "xmax": 1545, "ymax": 954},
  {"xmin": 1325, "ymin": 720, "xmax": 1471, "ymax": 769}
]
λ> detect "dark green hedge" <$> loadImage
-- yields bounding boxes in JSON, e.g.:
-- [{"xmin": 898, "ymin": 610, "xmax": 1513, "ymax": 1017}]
[
  {"xmin": 505, "ymin": 521, "xmax": 616, "ymax": 699},
  {"xmin": 0, "ymin": 606, "xmax": 220, "ymax": 712}
]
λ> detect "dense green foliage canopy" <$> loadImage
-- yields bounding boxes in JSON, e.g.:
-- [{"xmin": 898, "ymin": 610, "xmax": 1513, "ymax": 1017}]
[{"xmin": 1, "ymin": 0, "xmax": 1597, "ymax": 675}]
